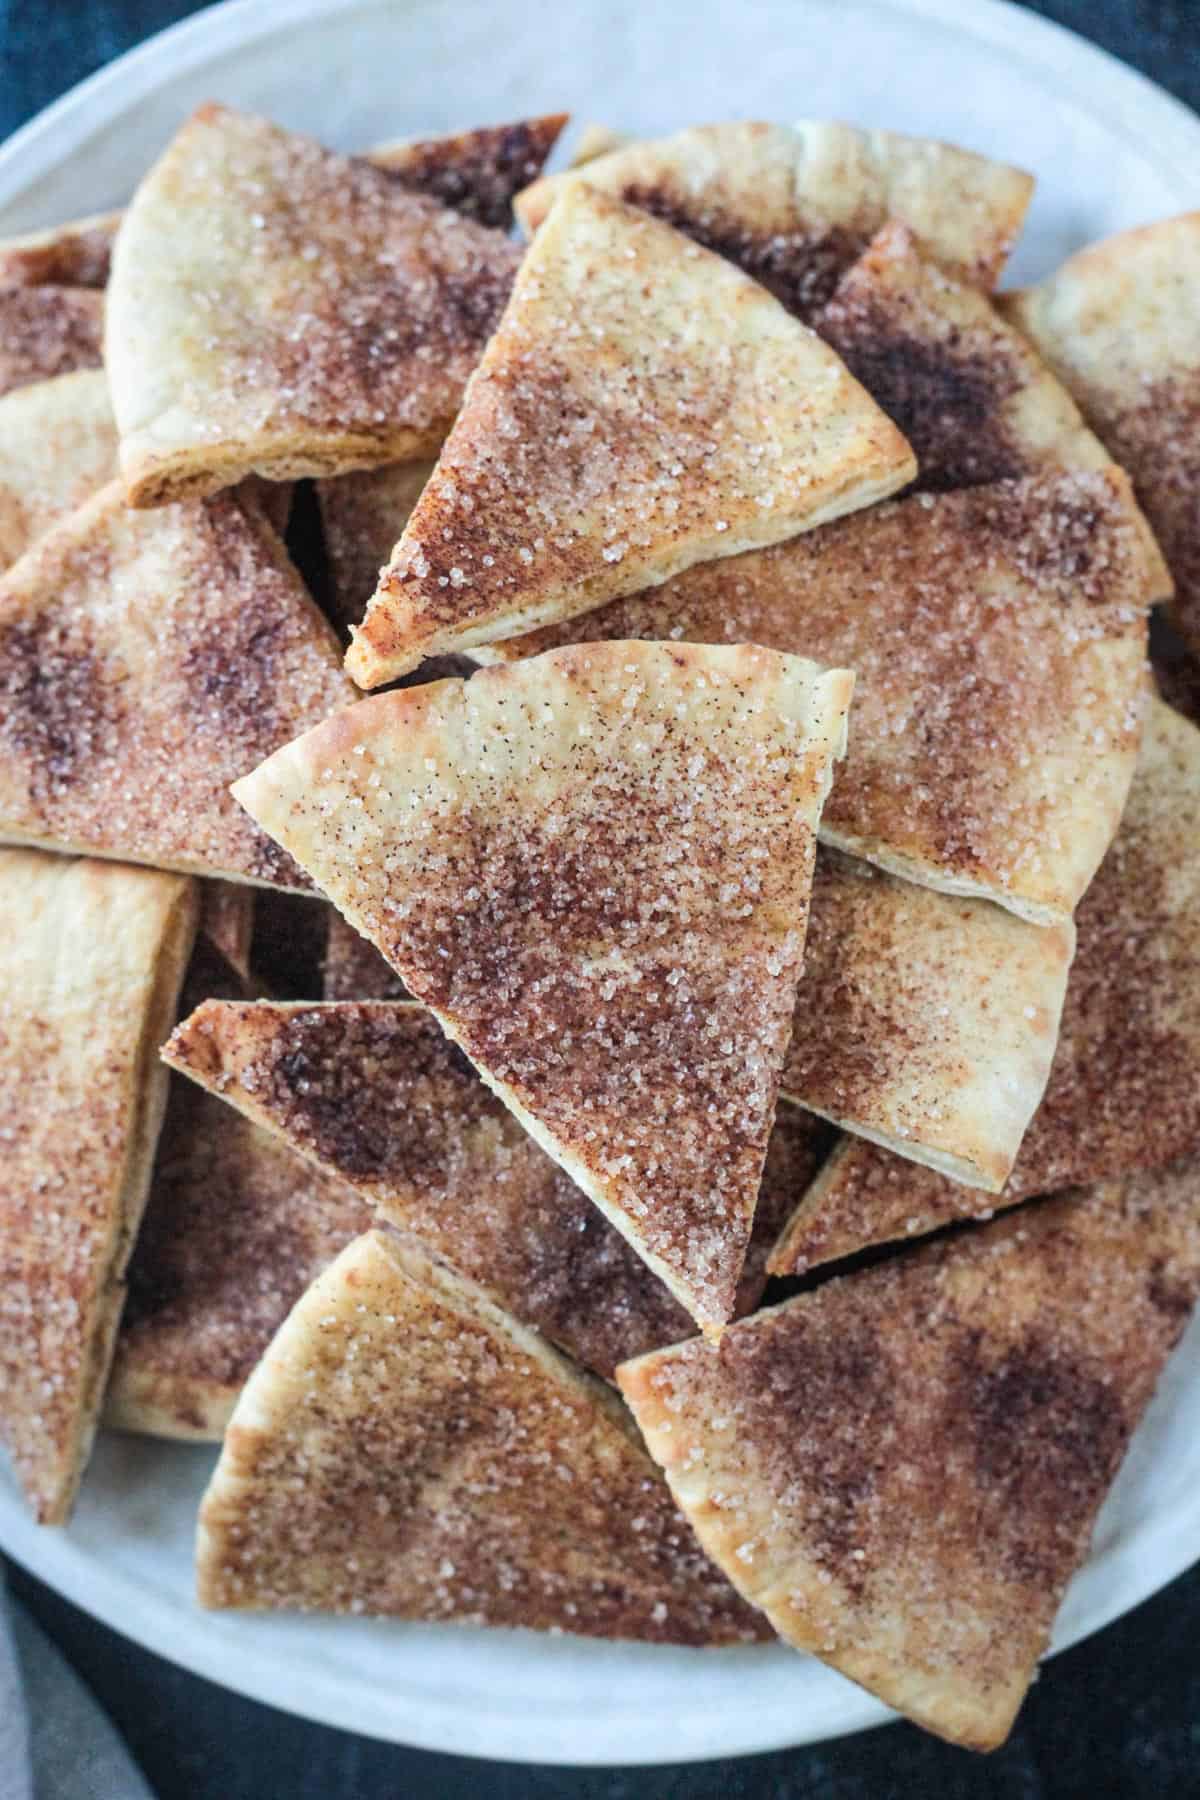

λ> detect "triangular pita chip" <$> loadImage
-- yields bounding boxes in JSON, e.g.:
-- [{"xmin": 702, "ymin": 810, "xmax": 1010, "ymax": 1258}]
[
  {"xmin": 485, "ymin": 468, "xmax": 1159, "ymax": 924},
  {"xmin": 164, "ymin": 999, "xmax": 826, "ymax": 1377},
  {"xmin": 0, "ymin": 479, "xmax": 354, "ymax": 886},
  {"xmin": 771, "ymin": 696, "xmax": 1200, "ymax": 1271},
  {"xmin": 369, "ymin": 113, "xmax": 567, "ymax": 227},
  {"xmin": 107, "ymin": 1075, "xmax": 369, "ymax": 1441},
  {"xmin": 812, "ymin": 222, "xmax": 1108, "ymax": 489},
  {"xmin": 782, "ymin": 848, "xmax": 1073, "ymax": 1191},
  {"xmin": 0, "ymin": 369, "xmax": 116, "ymax": 570},
  {"xmin": 233, "ymin": 643, "xmax": 853, "ymax": 1332},
  {"xmin": 0, "ymin": 210, "xmax": 121, "ymax": 287},
  {"xmin": 197, "ymin": 1228, "xmax": 769, "ymax": 1643},
  {"xmin": 0, "ymin": 283, "xmax": 103, "ymax": 400},
  {"xmin": 316, "ymin": 459, "xmax": 434, "ymax": 631},
  {"xmin": 105, "ymin": 103, "xmax": 522, "ymax": 506},
  {"xmin": 0, "ymin": 849, "xmax": 196, "ymax": 1521},
  {"xmin": 516, "ymin": 121, "xmax": 1032, "ymax": 313},
  {"xmin": 569, "ymin": 124, "xmax": 630, "ymax": 167},
  {"xmin": 619, "ymin": 1161, "xmax": 1200, "ymax": 1748},
  {"xmin": 1002, "ymin": 214, "xmax": 1200, "ymax": 651},
  {"xmin": 346, "ymin": 183, "xmax": 914, "ymax": 684}
]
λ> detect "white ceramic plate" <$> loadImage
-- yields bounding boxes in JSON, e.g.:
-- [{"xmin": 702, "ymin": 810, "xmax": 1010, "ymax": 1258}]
[{"xmin": 2, "ymin": 0, "xmax": 1200, "ymax": 1766}]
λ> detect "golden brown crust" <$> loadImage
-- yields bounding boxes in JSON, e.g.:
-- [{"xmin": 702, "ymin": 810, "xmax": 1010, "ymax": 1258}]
[
  {"xmin": 0, "ymin": 849, "xmax": 197, "ymax": 1520},
  {"xmin": 107, "ymin": 1077, "xmax": 369, "ymax": 1440},
  {"xmin": 782, "ymin": 848, "xmax": 1074, "ymax": 1191},
  {"xmin": 369, "ymin": 114, "xmax": 567, "ymax": 228},
  {"xmin": 772, "ymin": 698, "xmax": 1200, "ymax": 1270},
  {"xmin": 164, "ymin": 998, "xmax": 824, "ymax": 1378},
  {"xmin": 233, "ymin": 644, "xmax": 852, "ymax": 1333},
  {"xmin": 0, "ymin": 283, "xmax": 104, "ymax": 400},
  {"xmin": 197, "ymin": 1228, "xmax": 771, "ymax": 1644},
  {"xmin": 348, "ymin": 183, "xmax": 914, "ymax": 684},
  {"xmin": 516, "ymin": 121, "xmax": 1032, "ymax": 313},
  {"xmin": 0, "ymin": 212, "xmax": 121, "ymax": 287},
  {"xmin": 0, "ymin": 479, "xmax": 354, "ymax": 888},
  {"xmin": 812, "ymin": 222, "xmax": 1108, "ymax": 491},
  {"xmin": 0, "ymin": 369, "xmax": 117, "ymax": 572},
  {"xmin": 105, "ymin": 103, "xmax": 522, "ymax": 506},
  {"xmin": 489, "ymin": 468, "xmax": 1157, "ymax": 923},
  {"xmin": 619, "ymin": 1163, "xmax": 1200, "ymax": 1748},
  {"xmin": 1002, "ymin": 214, "xmax": 1200, "ymax": 653}
]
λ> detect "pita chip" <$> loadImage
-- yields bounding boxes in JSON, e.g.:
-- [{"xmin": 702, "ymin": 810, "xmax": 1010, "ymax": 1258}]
[
  {"xmin": 488, "ymin": 468, "xmax": 1159, "ymax": 924},
  {"xmin": 620, "ymin": 1161, "xmax": 1200, "ymax": 1748},
  {"xmin": 347, "ymin": 183, "xmax": 914, "ymax": 684},
  {"xmin": 0, "ymin": 369, "xmax": 117, "ymax": 570},
  {"xmin": 0, "ymin": 478, "xmax": 354, "ymax": 887},
  {"xmin": 163, "ymin": 997, "xmax": 826, "ymax": 1377},
  {"xmin": 0, "ymin": 211, "xmax": 121, "ymax": 288},
  {"xmin": 516, "ymin": 121, "xmax": 1032, "ymax": 314},
  {"xmin": 782, "ymin": 849, "xmax": 1074, "ymax": 1192},
  {"xmin": 107, "ymin": 1076, "xmax": 369, "ymax": 1441},
  {"xmin": 322, "ymin": 912, "xmax": 409, "ymax": 1000},
  {"xmin": 0, "ymin": 849, "xmax": 197, "ymax": 1521},
  {"xmin": 1002, "ymin": 214, "xmax": 1200, "ymax": 651},
  {"xmin": 197, "ymin": 1228, "xmax": 769, "ymax": 1643},
  {"xmin": 105, "ymin": 103, "xmax": 522, "ymax": 507},
  {"xmin": 369, "ymin": 113, "xmax": 567, "ymax": 227},
  {"xmin": 812, "ymin": 222, "xmax": 1109, "ymax": 490},
  {"xmin": 197, "ymin": 881, "xmax": 256, "ymax": 985},
  {"xmin": 771, "ymin": 696, "xmax": 1200, "ymax": 1271},
  {"xmin": 0, "ymin": 283, "xmax": 103, "ymax": 401},
  {"xmin": 233, "ymin": 643, "xmax": 853, "ymax": 1333}
]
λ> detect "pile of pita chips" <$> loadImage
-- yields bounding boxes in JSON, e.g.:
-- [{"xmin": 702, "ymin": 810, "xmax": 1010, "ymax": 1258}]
[
  {"xmin": 772, "ymin": 696, "xmax": 1200, "ymax": 1272},
  {"xmin": 0, "ymin": 848, "xmax": 196, "ymax": 1520},
  {"xmin": 620, "ymin": 1161, "xmax": 1200, "ymax": 1748},
  {"xmin": 6, "ymin": 92, "xmax": 1200, "ymax": 1763},
  {"xmin": 197, "ymin": 1228, "xmax": 768, "ymax": 1643},
  {"xmin": 161, "ymin": 998, "xmax": 824, "ymax": 1379},
  {"xmin": 234, "ymin": 642, "xmax": 853, "ymax": 1335},
  {"xmin": 347, "ymin": 183, "xmax": 914, "ymax": 682},
  {"xmin": 487, "ymin": 466, "xmax": 1163, "ymax": 924}
]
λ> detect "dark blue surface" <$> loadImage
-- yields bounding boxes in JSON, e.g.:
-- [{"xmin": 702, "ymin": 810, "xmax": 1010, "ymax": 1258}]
[{"xmin": 2, "ymin": 2, "xmax": 1200, "ymax": 1794}]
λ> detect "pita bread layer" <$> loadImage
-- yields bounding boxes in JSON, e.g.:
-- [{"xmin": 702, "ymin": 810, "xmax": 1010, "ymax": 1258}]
[
  {"xmin": 620, "ymin": 1161, "xmax": 1200, "ymax": 1748},
  {"xmin": 771, "ymin": 696, "xmax": 1200, "ymax": 1271},
  {"xmin": 515, "ymin": 121, "xmax": 1032, "ymax": 314},
  {"xmin": 233, "ymin": 643, "xmax": 852, "ymax": 1332},
  {"xmin": 165, "ymin": 999, "xmax": 827, "ymax": 1378},
  {"xmin": 0, "ymin": 283, "xmax": 103, "ymax": 401},
  {"xmin": 0, "ymin": 479, "xmax": 354, "ymax": 888},
  {"xmin": 1002, "ymin": 214, "xmax": 1200, "ymax": 651},
  {"xmin": 0, "ymin": 369, "xmax": 117, "ymax": 571},
  {"xmin": 813, "ymin": 222, "xmax": 1109, "ymax": 491},
  {"xmin": 107, "ymin": 1077, "xmax": 369, "ymax": 1440},
  {"xmin": 105, "ymin": 104, "xmax": 522, "ymax": 507},
  {"xmin": 487, "ymin": 467, "xmax": 1157, "ymax": 924},
  {"xmin": 783, "ymin": 848, "xmax": 1074, "ymax": 1191},
  {"xmin": 0, "ymin": 850, "xmax": 197, "ymax": 1521},
  {"xmin": 197, "ymin": 1228, "xmax": 770, "ymax": 1643},
  {"xmin": 347, "ymin": 183, "xmax": 915, "ymax": 684}
]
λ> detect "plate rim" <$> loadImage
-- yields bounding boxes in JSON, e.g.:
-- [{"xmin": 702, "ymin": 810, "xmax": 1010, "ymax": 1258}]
[{"xmin": 2, "ymin": 0, "xmax": 1200, "ymax": 1766}]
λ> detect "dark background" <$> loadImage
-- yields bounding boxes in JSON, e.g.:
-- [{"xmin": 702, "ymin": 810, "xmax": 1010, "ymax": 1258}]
[{"xmin": 2, "ymin": 1, "xmax": 1199, "ymax": 1794}]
